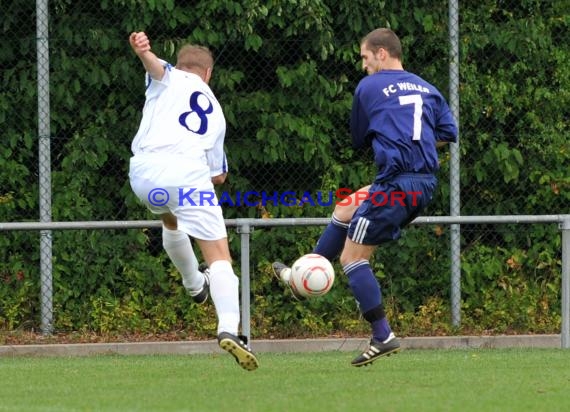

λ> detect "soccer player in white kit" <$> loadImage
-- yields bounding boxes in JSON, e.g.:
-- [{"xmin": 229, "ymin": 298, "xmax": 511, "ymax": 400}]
[{"xmin": 128, "ymin": 32, "xmax": 258, "ymax": 371}]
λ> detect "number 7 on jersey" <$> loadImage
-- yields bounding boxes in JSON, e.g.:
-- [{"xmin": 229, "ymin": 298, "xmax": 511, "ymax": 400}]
[{"xmin": 398, "ymin": 94, "xmax": 423, "ymax": 141}]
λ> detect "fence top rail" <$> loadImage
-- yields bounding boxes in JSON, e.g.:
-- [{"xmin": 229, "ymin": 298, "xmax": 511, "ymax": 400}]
[{"xmin": 1, "ymin": 215, "xmax": 570, "ymax": 231}]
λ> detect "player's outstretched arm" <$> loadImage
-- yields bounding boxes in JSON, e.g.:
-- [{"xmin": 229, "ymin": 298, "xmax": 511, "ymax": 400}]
[{"xmin": 129, "ymin": 32, "xmax": 165, "ymax": 81}]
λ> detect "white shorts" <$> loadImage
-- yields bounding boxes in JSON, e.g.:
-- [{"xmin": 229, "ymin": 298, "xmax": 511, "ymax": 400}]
[{"xmin": 129, "ymin": 154, "xmax": 227, "ymax": 241}]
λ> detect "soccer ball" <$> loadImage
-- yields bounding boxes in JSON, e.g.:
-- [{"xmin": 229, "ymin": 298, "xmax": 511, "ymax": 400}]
[{"xmin": 289, "ymin": 253, "xmax": 335, "ymax": 298}]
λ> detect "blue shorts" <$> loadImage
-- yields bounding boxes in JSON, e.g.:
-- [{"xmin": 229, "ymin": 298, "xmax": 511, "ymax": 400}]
[{"xmin": 347, "ymin": 173, "xmax": 437, "ymax": 245}]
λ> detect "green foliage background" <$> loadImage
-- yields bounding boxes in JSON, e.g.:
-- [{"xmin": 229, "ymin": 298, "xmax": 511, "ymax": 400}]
[{"xmin": 0, "ymin": 0, "xmax": 568, "ymax": 338}]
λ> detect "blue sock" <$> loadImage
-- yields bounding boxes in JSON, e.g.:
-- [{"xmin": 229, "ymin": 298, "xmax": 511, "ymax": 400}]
[
  {"xmin": 344, "ymin": 260, "xmax": 392, "ymax": 341},
  {"xmin": 312, "ymin": 215, "xmax": 348, "ymax": 261},
  {"xmin": 371, "ymin": 318, "xmax": 392, "ymax": 342}
]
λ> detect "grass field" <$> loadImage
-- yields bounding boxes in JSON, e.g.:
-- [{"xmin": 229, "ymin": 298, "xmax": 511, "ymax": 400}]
[{"xmin": 1, "ymin": 348, "xmax": 569, "ymax": 412}]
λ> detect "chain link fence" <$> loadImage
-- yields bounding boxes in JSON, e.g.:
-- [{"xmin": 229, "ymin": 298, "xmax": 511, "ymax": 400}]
[{"xmin": 1, "ymin": 0, "xmax": 568, "ymax": 338}]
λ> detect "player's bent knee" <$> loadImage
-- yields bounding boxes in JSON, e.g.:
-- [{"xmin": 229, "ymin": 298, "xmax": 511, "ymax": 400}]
[
  {"xmin": 196, "ymin": 238, "xmax": 233, "ymax": 266},
  {"xmin": 160, "ymin": 213, "xmax": 178, "ymax": 230},
  {"xmin": 333, "ymin": 206, "xmax": 352, "ymax": 223},
  {"xmin": 333, "ymin": 202, "xmax": 359, "ymax": 223},
  {"xmin": 340, "ymin": 240, "xmax": 375, "ymax": 267},
  {"xmin": 333, "ymin": 185, "xmax": 372, "ymax": 223}
]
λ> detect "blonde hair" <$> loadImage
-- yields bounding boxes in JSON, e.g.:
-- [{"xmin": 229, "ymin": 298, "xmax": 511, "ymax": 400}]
[{"xmin": 176, "ymin": 44, "xmax": 214, "ymax": 75}]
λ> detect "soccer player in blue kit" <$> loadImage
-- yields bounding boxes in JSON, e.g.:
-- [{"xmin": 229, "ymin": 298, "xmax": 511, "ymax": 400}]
[{"xmin": 273, "ymin": 28, "xmax": 458, "ymax": 366}]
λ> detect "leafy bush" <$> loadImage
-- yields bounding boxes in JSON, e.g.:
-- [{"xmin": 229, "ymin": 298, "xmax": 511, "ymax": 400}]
[{"xmin": 0, "ymin": 0, "xmax": 567, "ymax": 338}]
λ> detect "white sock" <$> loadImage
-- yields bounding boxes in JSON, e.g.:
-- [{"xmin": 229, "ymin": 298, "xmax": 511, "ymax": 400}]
[
  {"xmin": 162, "ymin": 227, "xmax": 204, "ymax": 292},
  {"xmin": 280, "ymin": 268, "xmax": 292, "ymax": 283},
  {"xmin": 208, "ymin": 260, "xmax": 240, "ymax": 335}
]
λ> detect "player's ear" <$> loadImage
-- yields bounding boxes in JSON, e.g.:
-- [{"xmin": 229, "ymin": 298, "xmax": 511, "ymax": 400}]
[
  {"xmin": 378, "ymin": 47, "xmax": 387, "ymax": 60},
  {"xmin": 204, "ymin": 67, "xmax": 212, "ymax": 84}
]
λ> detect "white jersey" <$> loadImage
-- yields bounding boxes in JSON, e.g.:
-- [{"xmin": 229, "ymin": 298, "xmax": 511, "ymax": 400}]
[{"xmin": 131, "ymin": 61, "xmax": 228, "ymax": 177}]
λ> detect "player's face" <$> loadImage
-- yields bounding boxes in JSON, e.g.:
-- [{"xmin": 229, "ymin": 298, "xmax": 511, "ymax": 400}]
[{"xmin": 360, "ymin": 45, "xmax": 382, "ymax": 75}]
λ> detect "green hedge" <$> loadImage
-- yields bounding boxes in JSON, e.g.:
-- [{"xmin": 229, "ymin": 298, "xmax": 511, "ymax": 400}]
[{"xmin": 0, "ymin": 0, "xmax": 568, "ymax": 337}]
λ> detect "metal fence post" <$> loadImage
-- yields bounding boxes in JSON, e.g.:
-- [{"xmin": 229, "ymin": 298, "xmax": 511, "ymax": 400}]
[
  {"xmin": 37, "ymin": 0, "xmax": 53, "ymax": 335},
  {"xmin": 236, "ymin": 220, "xmax": 252, "ymax": 342},
  {"xmin": 561, "ymin": 218, "xmax": 570, "ymax": 348},
  {"xmin": 448, "ymin": 0, "xmax": 461, "ymax": 327}
]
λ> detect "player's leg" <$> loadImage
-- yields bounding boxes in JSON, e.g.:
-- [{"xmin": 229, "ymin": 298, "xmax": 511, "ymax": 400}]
[
  {"xmin": 128, "ymin": 158, "xmax": 208, "ymax": 303},
  {"xmin": 160, "ymin": 212, "xmax": 208, "ymax": 304},
  {"xmin": 194, "ymin": 238, "xmax": 239, "ymax": 335},
  {"xmin": 272, "ymin": 185, "xmax": 371, "ymax": 294},
  {"xmin": 342, "ymin": 181, "xmax": 406, "ymax": 367},
  {"xmin": 312, "ymin": 185, "xmax": 371, "ymax": 260},
  {"xmin": 180, "ymin": 197, "xmax": 258, "ymax": 371},
  {"xmin": 343, "ymin": 175, "xmax": 438, "ymax": 366},
  {"xmin": 340, "ymin": 238, "xmax": 400, "ymax": 367},
  {"xmin": 195, "ymin": 237, "xmax": 259, "ymax": 371}
]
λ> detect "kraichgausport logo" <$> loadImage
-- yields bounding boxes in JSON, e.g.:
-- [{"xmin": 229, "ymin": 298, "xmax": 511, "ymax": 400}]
[{"xmin": 147, "ymin": 188, "xmax": 422, "ymax": 207}]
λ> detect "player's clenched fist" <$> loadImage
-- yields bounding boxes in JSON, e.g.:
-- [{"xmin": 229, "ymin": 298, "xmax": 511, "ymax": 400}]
[{"xmin": 129, "ymin": 32, "xmax": 151, "ymax": 55}]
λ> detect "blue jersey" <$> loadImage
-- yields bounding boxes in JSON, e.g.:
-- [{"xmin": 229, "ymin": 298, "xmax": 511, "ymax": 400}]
[{"xmin": 350, "ymin": 70, "xmax": 458, "ymax": 182}]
